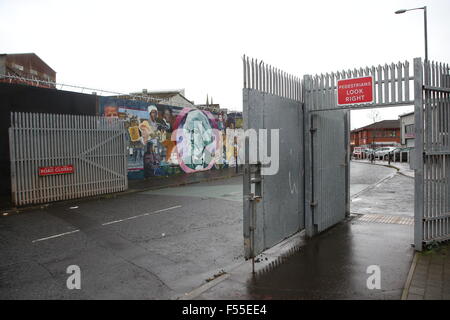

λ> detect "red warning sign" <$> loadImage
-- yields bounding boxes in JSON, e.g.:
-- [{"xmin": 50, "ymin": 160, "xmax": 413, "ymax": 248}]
[
  {"xmin": 337, "ymin": 76, "xmax": 374, "ymax": 106},
  {"xmin": 39, "ymin": 165, "xmax": 74, "ymax": 176}
]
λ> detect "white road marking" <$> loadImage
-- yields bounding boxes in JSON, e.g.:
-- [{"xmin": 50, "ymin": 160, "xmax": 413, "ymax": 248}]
[
  {"xmin": 31, "ymin": 205, "xmax": 182, "ymax": 243},
  {"xmin": 101, "ymin": 205, "xmax": 182, "ymax": 226},
  {"xmin": 32, "ymin": 230, "xmax": 80, "ymax": 243}
]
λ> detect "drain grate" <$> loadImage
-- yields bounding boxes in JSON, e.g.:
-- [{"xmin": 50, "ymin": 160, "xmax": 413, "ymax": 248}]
[{"xmin": 355, "ymin": 214, "xmax": 413, "ymax": 225}]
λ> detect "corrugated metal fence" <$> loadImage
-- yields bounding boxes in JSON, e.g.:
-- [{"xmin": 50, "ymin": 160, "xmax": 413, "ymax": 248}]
[{"xmin": 9, "ymin": 112, "xmax": 128, "ymax": 206}]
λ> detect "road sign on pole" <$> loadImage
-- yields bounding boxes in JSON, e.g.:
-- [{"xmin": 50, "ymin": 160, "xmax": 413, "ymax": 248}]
[{"xmin": 337, "ymin": 76, "xmax": 374, "ymax": 106}]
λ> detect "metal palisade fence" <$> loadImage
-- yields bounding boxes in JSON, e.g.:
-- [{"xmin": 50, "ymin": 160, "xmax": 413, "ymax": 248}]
[
  {"xmin": 305, "ymin": 61, "xmax": 413, "ymax": 111},
  {"xmin": 243, "ymin": 55, "xmax": 302, "ymax": 101},
  {"xmin": 419, "ymin": 60, "xmax": 450, "ymax": 246},
  {"xmin": 9, "ymin": 112, "xmax": 128, "ymax": 206}
]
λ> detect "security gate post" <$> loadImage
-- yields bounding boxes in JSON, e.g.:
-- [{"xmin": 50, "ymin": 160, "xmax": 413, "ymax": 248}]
[
  {"xmin": 242, "ymin": 56, "xmax": 304, "ymax": 259},
  {"xmin": 345, "ymin": 110, "xmax": 351, "ymax": 217},
  {"xmin": 413, "ymin": 57, "xmax": 424, "ymax": 251},
  {"xmin": 303, "ymin": 74, "xmax": 315, "ymax": 237}
]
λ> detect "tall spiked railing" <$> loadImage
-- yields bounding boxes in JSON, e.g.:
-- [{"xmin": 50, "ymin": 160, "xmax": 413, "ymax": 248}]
[
  {"xmin": 420, "ymin": 60, "xmax": 450, "ymax": 246},
  {"xmin": 243, "ymin": 55, "xmax": 302, "ymax": 102},
  {"xmin": 423, "ymin": 60, "xmax": 450, "ymax": 88},
  {"xmin": 423, "ymin": 60, "xmax": 450, "ymax": 152}
]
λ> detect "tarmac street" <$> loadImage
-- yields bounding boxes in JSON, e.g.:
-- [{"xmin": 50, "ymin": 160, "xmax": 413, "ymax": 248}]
[
  {"xmin": 349, "ymin": 161, "xmax": 396, "ymax": 197},
  {"xmin": 0, "ymin": 162, "xmax": 414, "ymax": 299},
  {"xmin": 0, "ymin": 177, "xmax": 244, "ymax": 299},
  {"xmin": 193, "ymin": 162, "xmax": 415, "ymax": 300}
]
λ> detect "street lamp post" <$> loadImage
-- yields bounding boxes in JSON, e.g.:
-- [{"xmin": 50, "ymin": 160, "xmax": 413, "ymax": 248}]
[{"xmin": 395, "ymin": 6, "xmax": 428, "ymax": 62}]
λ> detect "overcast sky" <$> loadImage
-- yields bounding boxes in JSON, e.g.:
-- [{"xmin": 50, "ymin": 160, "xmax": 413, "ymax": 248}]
[{"xmin": 1, "ymin": 0, "xmax": 449, "ymax": 129}]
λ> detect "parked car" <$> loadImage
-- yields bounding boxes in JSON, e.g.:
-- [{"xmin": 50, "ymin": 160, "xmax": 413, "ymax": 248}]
[{"xmin": 374, "ymin": 147, "xmax": 397, "ymax": 160}]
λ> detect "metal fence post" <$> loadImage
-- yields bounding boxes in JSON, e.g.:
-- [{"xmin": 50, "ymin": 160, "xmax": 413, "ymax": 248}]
[
  {"xmin": 413, "ymin": 57, "xmax": 424, "ymax": 251},
  {"xmin": 303, "ymin": 75, "xmax": 314, "ymax": 237},
  {"xmin": 345, "ymin": 110, "xmax": 351, "ymax": 217}
]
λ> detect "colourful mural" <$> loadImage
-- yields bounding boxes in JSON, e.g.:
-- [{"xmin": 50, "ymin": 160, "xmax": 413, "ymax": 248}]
[{"xmin": 99, "ymin": 97, "xmax": 242, "ymax": 179}]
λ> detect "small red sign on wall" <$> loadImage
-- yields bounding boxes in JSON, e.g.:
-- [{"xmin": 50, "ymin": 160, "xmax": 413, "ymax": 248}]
[
  {"xmin": 337, "ymin": 76, "xmax": 374, "ymax": 106},
  {"xmin": 39, "ymin": 165, "xmax": 74, "ymax": 176}
]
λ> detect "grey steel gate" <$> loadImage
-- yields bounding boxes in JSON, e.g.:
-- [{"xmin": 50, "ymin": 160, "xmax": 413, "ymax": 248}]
[
  {"xmin": 243, "ymin": 56, "xmax": 450, "ymax": 253},
  {"xmin": 9, "ymin": 112, "xmax": 128, "ymax": 206},
  {"xmin": 303, "ymin": 74, "xmax": 350, "ymax": 235},
  {"xmin": 243, "ymin": 57, "xmax": 304, "ymax": 259},
  {"xmin": 414, "ymin": 59, "xmax": 450, "ymax": 250},
  {"xmin": 304, "ymin": 104, "xmax": 349, "ymax": 236},
  {"xmin": 303, "ymin": 61, "xmax": 414, "ymax": 236}
]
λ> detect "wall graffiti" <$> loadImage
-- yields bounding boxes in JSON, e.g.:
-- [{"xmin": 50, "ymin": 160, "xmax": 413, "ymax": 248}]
[{"xmin": 99, "ymin": 97, "xmax": 242, "ymax": 179}]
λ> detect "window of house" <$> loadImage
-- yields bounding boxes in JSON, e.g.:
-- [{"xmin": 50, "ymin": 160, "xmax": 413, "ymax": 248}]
[
  {"xmin": 405, "ymin": 124, "xmax": 414, "ymax": 134},
  {"xmin": 13, "ymin": 63, "xmax": 24, "ymax": 71}
]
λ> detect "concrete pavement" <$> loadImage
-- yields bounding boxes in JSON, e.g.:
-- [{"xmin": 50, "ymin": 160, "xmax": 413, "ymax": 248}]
[{"xmin": 404, "ymin": 244, "xmax": 450, "ymax": 300}]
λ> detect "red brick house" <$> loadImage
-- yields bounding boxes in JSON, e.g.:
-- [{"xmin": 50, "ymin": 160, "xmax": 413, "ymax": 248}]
[
  {"xmin": 0, "ymin": 53, "xmax": 56, "ymax": 88},
  {"xmin": 351, "ymin": 120, "xmax": 401, "ymax": 150}
]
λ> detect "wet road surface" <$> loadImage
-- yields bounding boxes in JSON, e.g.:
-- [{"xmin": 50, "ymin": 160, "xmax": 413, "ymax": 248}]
[
  {"xmin": 0, "ymin": 162, "xmax": 408, "ymax": 299},
  {"xmin": 194, "ymin": 162, "xmax": 414, "ymax": 300},
  {"xmin": 0, "ymin": 176, "xmax": 243, "ymax": 299},
  {"xmin": 195, "ymin": 218, "xmax": 413, "ymax": 300},
  {"xmin": 349, "ymin": 161, "xmax": 395, "ymax": 197},
  {"xmin": 351, "ymin": 172, "xmax": 414, "ymax": 217}
]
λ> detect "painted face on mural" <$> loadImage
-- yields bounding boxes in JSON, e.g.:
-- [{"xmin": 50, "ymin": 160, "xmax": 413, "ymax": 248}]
[
  {"xmin": 163, "ymin": 109, "xmax": 172, "ymax": 122},
  {"xmin": 147, "ymin": 105, "xmax": 158, "ymax": 123},
  {"xmin": 173, "ymin": 108, "xmax": 220, "ymax": 173},
  {"xmin": 150, "ymin": 110, "xmax": 157, "ymax": 122},
  {"xmin": 139, "ymin": 120, "xmax": 155, "ymax": 145},
  {"xmin": 100, "ymin": 97, "xmax": 243, "ymax": 179},
  {"xmin": 104, "ymin": 106, "xmax": 118, "ymax": 118}
]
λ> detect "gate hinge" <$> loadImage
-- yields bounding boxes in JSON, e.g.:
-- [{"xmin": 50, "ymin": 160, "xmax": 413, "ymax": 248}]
[
  {"xmin": 310, "ymin": 201, "xmax": 317, "ymax": 207},
  {"xmin": 250, "ymin": 177, "xmax": 262, "ymax": 183},
  {"xmin": 248, "ymin": 194, "xmax": 262, "ymax": 202},
  {"xmin": 310, "ymin": 128, "xmax": 317, "ymax": 133}
]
